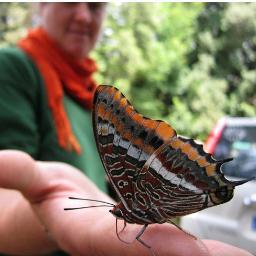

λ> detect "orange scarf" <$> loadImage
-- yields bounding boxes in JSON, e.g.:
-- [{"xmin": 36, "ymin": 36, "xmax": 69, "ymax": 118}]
[{"xmin": 18, "ymin": 27, "xmax": 97, "ymax": 154}]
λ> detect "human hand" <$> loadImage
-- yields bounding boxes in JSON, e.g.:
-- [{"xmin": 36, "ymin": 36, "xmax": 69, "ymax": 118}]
[{"xmin": 0, "ymin": 150, "xmax": 253, "ymax": 256}]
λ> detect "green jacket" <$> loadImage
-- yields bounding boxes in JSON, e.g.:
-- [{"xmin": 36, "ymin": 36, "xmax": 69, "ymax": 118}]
[{"xmin": 0, "ymin": 47, "xmax": 107, "ymax": 255}]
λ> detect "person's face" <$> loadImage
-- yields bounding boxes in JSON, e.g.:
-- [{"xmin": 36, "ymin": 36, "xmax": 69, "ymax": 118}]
[{"xmin": 40, "ymin": 3, "xmax": 106, "ymax": 59}]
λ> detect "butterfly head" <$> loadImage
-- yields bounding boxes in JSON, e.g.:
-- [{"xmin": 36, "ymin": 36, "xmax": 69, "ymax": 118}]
[
  {"xmin": 109, "ymin": 202, "xmax": 136, "ymax": 223},
  {"xmin": 109, "ymin": 202, "xmax": 127, "ymax": 220},
  {"xmin": 110, "ymin": 206, "xmax": 124, "ymax": 220}
]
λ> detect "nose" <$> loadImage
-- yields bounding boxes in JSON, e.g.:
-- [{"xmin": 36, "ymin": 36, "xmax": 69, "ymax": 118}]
[{"xmin": 73, "ymin": 3, "xmax": 92, "ymax": 23}]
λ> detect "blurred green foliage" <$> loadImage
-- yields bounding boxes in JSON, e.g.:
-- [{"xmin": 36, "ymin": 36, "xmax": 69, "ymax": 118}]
[
  {"xmin": 1, "ymin": 2, "xmax": 255, "ymax": 141},
  {"xmin": 95, "ymin": 2, "xmax": 256, "ymax": 140},
  {"xmin": 0, "ymin": 3, "xmax": 31, "ymax": 47}
]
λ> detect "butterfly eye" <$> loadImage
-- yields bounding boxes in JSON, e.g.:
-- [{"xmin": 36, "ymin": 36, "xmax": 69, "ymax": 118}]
[{"xmin": 110, "ymin": 208, "xmax": 124, "ymax": 219}]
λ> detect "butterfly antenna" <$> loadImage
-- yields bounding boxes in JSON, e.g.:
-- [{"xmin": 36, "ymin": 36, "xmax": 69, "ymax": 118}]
[
  {"xmin": 64, "ymin": 205, "xmax": 113, "ymax": 211},
  {"xmin": 68, "ymin": 197, "xmax": 115, "ymax": 206},
  {"xmin": 64, "ymin": 197, "xmax": 115, "ymax": 211}
]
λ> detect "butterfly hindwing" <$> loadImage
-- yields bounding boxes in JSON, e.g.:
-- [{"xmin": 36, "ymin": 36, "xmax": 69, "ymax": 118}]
[{"xmin": 133, "ymin": 136, "xmax": 236, "ymax": 222}]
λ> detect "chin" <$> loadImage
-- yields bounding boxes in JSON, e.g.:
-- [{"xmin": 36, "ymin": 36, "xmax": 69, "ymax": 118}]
[
  {"xmin": 66, "ymin": 41, "xmax": 92, "ymax": 59},
  {"xmin": 62, "ymin": 45, "xmax": 89, "ymax": 59}
]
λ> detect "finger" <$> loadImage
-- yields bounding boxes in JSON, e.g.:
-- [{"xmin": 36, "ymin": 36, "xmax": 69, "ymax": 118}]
[
  {"xmin": 141, "ymin": 224, "xmax": 210, "ymax": 256},
  {"xmin": 0, "ymin": 150, "xmax": 107, "ymax": 202},
  {"xmin": 204, "ymin": 240, "xmax": 253, "ymax": 256},
  {"xmin": 0, "ymin": 150, "xmax": 37, "ymax": 191},
  {"xmin": 0, "ymin": 150, "xmax": 49, "ymax": 204},
  {"xmin": 93, "ymin": 219, "xmax": 211, "ymax": 256}
]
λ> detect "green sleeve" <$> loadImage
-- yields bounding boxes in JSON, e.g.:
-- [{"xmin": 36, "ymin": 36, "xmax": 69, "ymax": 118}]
[{"xmin": 0, "ymin": 47, "xmax": 41, "ymax": 157}]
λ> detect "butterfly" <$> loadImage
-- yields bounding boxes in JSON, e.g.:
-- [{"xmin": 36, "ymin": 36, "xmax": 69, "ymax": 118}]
[{"xmin": 66, "ymin": 85, "xmax": 254, "ymax": 252}]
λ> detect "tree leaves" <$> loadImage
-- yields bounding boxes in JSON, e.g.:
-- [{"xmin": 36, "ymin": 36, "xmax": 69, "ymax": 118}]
[{"xmin": 1, "ymin": 3, "xmax": 255, "ymax": 141}]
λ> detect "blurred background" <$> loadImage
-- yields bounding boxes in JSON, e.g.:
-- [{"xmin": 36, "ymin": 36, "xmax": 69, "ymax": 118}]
[
  {"xmin": 0, "ymin": 2, "xmax": 256, "ymax": 141},
  {"xmin": 0, "ymin": 2, "xmax": 255, "ymax": 253}
]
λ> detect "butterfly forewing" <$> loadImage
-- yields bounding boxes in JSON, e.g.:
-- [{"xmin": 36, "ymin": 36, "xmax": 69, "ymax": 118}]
[{"xmin": 93, "ymin": 85, "xmax": 177, "ymax": 211}]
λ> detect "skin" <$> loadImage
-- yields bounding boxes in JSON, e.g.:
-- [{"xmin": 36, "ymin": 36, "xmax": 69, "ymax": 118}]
[
  {"xmin": 39, "ymin": 3, "xmax": 106, "ymax": 59},
  {"xmin": 0, "ymin": 150, "xmax": 253, "ymax": 256}
]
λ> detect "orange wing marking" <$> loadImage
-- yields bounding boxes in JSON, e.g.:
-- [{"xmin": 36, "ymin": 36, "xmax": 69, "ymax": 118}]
[
  {"xmin": 197, "ymin": 157, "xmax": 209, "ymax": 168},
  {"xmin": 187, "ymin": 147, "xmax": 201, "ymax": 161},
  {"xmin": 156, "ymin": 122, "xmax": 176, "ymax": 141},
  {"xmin": 205, "ymin": 164, "xmax": 217, "ymax": 176},
  {"xmin": 97, "ymin": 103, "xmax": 106, "ymax": 119},
  {"xmin": 170, "ymin": 137, "xmax": 183, "ymax": 149}
]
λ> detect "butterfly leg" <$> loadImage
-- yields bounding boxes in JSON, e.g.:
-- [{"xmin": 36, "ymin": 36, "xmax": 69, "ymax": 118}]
[
  {"xmin": 135, "ymin": 224, "xmax": 149, "ymax": 247},
  {"xmin": 115, "ymin": 221, "xmax": 156, "ymax": 255},
  {"xmin": 168, "ymin": 219, "xmax": 197, "ymax": 240},
  {"xmin": 120, "ymin": 219, "xmax": 127, "ymax": 233},
  {"xmin": 135, "ymin": 224, "xmax": 157, "ymax": 256},
  {"xmin": 115, "ymin": 219, "xmax": 148, "ymax": 247},
  {"xmin": 116, "ymin": 218, "xmax": 130, "ymax": 244}
]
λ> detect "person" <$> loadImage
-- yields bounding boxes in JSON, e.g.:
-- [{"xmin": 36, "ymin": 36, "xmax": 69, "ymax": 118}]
[
  {"xmin": 0, "ymin": 3, "xmax": 253, "ymax": 256},
  {"xmin": 0, "ymin": 2, "xmax": 107, "ymax": 192}
]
